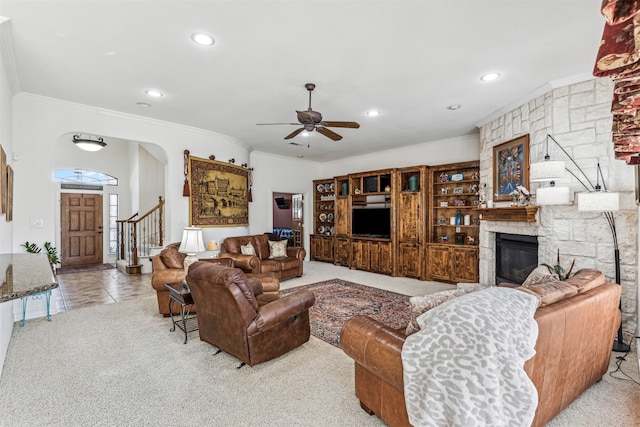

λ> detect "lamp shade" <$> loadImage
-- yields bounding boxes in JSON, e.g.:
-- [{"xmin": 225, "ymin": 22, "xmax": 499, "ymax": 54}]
[
  {"xmin": 178, "ymin": 227, "xmax": 205, "ymax": 254},
  {"xmin": 530, "ymin": 160, "xmax": 566, "ymax": 182},
  {"xmin": 536, "ymin": 186, "xmax": 570, "ymax": 205},
  {"xmin": 207, "ymin": 240, "xmax": 219, "ymax": 251},
  {"xmin": 577, "ymin": 191, "xmax": 620, "ymax": 212}
]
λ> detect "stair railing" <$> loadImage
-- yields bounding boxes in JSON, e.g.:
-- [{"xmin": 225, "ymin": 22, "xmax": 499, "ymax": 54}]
[{"xmin": 116, "ymin": 196, "xmax": 164, "ymax": 271}]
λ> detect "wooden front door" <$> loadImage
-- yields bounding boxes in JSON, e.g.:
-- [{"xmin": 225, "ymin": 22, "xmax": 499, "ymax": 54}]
[{"xmin": 61, "ymin": 193, "xmax": 103, "ymax": 266}]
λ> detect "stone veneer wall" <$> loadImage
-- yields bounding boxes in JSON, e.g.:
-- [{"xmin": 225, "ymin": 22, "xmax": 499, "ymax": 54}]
[{"xmin": 478, "ymin": 78, "xmax": 638, "ymax": 334}]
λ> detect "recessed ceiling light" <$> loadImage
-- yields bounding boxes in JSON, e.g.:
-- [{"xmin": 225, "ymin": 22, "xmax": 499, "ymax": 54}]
[
  {"xmin": 366, "ymin": 110, "xmax": 380, "ymax": 116},
  {"xmin": 297, "ymin": 154, "xmax": 304, "ymax": 158},
  {"xmin": 145, "ymin": 89, "xmax": 164, "ymax": 98},
  {"xmin": 191, "ymin": 32, "xmax": 215, "ymax": 46},
  {"xmin": 447, "ymin": 104, "xmax": 462, "ymax": 111},
  {"xmin": 136, "ymin": 102, "xmax": 152, "ymax": 108},
  {"xmin": 480, "ymin": 72, "xmax": 501, "ymax": 82}
]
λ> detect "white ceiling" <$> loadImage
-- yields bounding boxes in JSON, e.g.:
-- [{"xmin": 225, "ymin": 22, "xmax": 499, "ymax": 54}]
[{"xmin": 1, "ymin": 0, "xmax": 605, "ymax": 162}]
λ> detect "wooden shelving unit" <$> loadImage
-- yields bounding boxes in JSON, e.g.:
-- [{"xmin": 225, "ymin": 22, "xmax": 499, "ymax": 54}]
[
  {"xmin": 427, "ymin": 161, "xmax": 480, "ymax": 283},
  {"xmin": 310, "ymin": 178, "xmax": 335, "ymax": 262}
]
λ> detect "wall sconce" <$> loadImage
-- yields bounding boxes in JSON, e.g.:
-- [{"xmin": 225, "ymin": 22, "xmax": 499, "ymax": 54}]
[{"xmin": 73, "ymin": 134, "xmax": 106, "ymax": 152}]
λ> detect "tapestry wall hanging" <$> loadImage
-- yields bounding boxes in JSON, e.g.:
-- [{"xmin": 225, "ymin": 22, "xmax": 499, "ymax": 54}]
[
  {"xmin": 493, "ymin": 134, "xmax": 529, "ymax": 202},
  {"xmin": 188, "ymin": 155, "xmax": 249, "ymax": 227}
]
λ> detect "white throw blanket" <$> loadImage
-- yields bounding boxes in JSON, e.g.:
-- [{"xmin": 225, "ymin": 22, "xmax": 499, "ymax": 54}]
[{"xmin": 402, "ymin": 287, "xmax": 540, "ymax": 427}]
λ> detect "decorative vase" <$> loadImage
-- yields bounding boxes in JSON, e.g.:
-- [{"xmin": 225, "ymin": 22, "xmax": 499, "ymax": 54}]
[
  {"xmin": 408, "ymin": 176, "xmax": 418, "ymax": 191},
  {"xmin": 455, "ymin": 210, "xmax": 462, "ymax": 225}
]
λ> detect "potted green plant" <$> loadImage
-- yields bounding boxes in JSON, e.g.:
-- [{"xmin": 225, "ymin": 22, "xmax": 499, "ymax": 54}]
[
  {"xmin": 541, "ymin": 249, "xmax": 575, "ymax": 280},
  {"xmin": 21, "ymin": 241, "xmax": 60, "ymax": 266}
]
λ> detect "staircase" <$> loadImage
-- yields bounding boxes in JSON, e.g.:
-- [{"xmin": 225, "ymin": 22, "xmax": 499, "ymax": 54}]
[{"xmin": 116, "ymin": 196, "xmax": 164, "ymax": 275}]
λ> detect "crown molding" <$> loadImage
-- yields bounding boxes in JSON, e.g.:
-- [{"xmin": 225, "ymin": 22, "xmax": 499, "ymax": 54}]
[{"xmin": 0, "ymin": 18, "xmax": 20, "ymax": 95}]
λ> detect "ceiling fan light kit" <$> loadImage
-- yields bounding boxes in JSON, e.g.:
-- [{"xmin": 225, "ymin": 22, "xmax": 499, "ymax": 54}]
[{"xmin": 257, "ymin": 83, "xmax": 360, "ymax": 142}]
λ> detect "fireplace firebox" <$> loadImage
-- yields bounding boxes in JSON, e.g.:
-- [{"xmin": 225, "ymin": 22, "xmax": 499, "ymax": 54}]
[{"xmin": 495, "ymin": 233, "xmax": 538, "ymax": 285}]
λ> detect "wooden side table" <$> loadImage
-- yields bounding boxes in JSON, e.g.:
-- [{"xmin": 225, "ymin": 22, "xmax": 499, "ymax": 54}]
[{"xmin": 165, "ymin": 283, "xmax": 198, "ymax": 344}]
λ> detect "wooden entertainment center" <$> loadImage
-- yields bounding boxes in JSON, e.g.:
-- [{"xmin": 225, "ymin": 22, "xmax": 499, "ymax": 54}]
[{"xmin": 310, "ymin": 161, "xmax": 480, "ymax": 283}]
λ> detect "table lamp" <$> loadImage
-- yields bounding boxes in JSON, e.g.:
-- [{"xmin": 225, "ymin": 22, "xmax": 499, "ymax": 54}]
[
  {"xmin": 206, "ymin": 240, "xmax": 220, "ymax": 258},
  {"xmin": 178, "ymin": 227, "xmax": 205, "ymax": 273}
]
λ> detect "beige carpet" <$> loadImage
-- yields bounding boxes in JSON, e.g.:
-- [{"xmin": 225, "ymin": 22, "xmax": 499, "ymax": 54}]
[{"xmin": 0, "ymin": 261, "xmax": 638, "ymax": 426}]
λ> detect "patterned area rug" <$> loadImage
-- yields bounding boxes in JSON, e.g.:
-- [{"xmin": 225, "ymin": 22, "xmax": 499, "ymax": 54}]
[
  {"xmin": 56, "ymin": 263, "xmax": 116, "ymax": 275},
  {"xmin": 281, "ymin": 278, "xmax": 410, "ymax": 347}
]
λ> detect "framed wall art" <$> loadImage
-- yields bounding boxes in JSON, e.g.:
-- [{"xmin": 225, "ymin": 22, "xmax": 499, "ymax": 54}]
[
  {"xmin": 0, "ymin": 144, "xmax": 5, "ymax": 215},
  {"xmin": 6, "ymin": 165, "xmax": 13, "ymax": 222},
  {"xmin": 188, "ymin": 155, "xmax": 249, "ymax": 227},
  {"xmin": 493, "ymin": 134, "xmax": 529, "ymax": 201}
]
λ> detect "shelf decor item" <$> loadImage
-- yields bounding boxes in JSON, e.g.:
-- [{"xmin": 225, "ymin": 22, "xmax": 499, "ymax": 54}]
[{"xmin": 493, "ymin": 134, "xmax": 530, "ymax": 202}]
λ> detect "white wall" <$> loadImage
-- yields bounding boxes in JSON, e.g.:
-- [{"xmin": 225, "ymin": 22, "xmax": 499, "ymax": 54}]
[
  {"xmin": 249, "ymin": 151, "xmax": 321, "ymax": 255},
  {"xmin": 0, "ymin": 20, "xmax": 14, "ymax": 378},
  {"xmin": 319, "ymin": 134, "xmax": 480, "ymax": 177},
  {"xmin": 11, "ymin": 93, "xmax": 252, "ymax": 251},
  {"xmin": 138, "ymin": 144, "xmax": 165, "ymax": 213}
]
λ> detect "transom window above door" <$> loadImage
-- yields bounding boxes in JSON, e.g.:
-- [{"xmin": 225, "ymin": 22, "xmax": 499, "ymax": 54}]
[{"xmin": 53, "ymin": 169, "xmax": 118, "ymax": 186}]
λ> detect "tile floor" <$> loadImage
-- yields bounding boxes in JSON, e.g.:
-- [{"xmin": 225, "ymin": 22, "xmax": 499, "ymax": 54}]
[{"xmin": 55, "ymin": 267, "xmax": 155, "ymax": 312}]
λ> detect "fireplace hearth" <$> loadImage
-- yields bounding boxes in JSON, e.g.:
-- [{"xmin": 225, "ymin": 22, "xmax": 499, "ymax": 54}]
[{"xmin": 495, "ymin": 233, "xmax": 538, "ymax": 285}]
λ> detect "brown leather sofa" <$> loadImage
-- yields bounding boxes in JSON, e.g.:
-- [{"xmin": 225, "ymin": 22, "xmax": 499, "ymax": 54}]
[
  {"xmin": 341, "ymin": 269, "xmax": 621, "ymax": 427},
  {"xmin": 186, "ymin": 261, "xmax": 316, "ymax": 367},
  {"xmin": 220, "ymin": 234, "xmax": 305, "ymax": 280}
]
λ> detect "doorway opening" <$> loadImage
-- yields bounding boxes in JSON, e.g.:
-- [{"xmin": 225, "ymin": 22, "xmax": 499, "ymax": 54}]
[{"xmin": 272, "ymin": 192, "xmax": 303, "ymax": 249}]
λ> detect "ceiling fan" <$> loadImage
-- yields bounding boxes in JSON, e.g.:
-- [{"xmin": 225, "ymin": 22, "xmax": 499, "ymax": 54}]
[{"xmin": 257, "ymin": 83, "xmax": 360, "ymax": 141}]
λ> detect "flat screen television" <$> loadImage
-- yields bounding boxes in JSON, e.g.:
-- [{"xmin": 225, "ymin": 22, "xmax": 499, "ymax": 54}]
[{"xmin": 352, "ymin": 208, "xmax": 391, "ymax": 238}]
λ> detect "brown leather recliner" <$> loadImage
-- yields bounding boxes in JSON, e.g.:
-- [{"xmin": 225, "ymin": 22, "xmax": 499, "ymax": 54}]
[
  {"xmin": 150, "ymin": 243, "xmax": 233, "ymax": 316},
  {"xmin": 186, "ymin": 261, "xmax": 315, "ymax": 367},
  {"xmin": 220, "ymin": 234, "xmax": 305, "ymax": 280}
]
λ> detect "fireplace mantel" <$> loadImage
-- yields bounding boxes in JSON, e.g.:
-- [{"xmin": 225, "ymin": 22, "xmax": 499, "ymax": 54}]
[{"xmin": 476, "ymin": 206, "xmax": 539, "ymax": 222}]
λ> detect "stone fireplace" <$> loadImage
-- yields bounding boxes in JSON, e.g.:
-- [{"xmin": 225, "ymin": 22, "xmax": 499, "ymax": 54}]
[
  {"xmin": 479, "ymin": 219, "xmax": 542, "ymax": 285},
  {"xmin": 476, "ymin": 77, "xmax": 638, "ymax": 334}
]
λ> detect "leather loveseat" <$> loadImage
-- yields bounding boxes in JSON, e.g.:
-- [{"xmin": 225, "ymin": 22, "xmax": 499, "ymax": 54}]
[
  {"xmin": 220, "ymin": 234, "xmax": 305, "ymax": 280},
  {"xmin": 341, "ymin": 269, "xmax": 621, "ymax": 427},
  {"xmin": 186, "ymin": 261, "xmax": 315, "ymax": 367}
]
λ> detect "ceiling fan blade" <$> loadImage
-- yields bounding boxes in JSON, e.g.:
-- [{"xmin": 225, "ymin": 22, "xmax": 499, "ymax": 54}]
[
  {"xmin": 284, "ymin": 128, "xmax": 304, "ymax": 140},
  {"xmin": 316, "ymin": 127, "xmax": 343, "ymax": 141},
  {"xmin": 322, "ymin": 121, "xmax": 360, "ymax": 129},
  {"xmin": 256, "ymin": 123, "xmax": 300, "ymax": 126}
]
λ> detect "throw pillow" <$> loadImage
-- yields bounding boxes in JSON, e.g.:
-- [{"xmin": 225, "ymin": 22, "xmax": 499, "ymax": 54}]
[
  {"xmin": 521, "ymin": 265, "xmax": 559, "ymax": 287},
  {"xmin": 405, "ymin": 287, "xmax": 473, "ymax": 335},
  {"xmin": 519, "ymin": 280, "xmax": 578, "ymax": 307},
  {"xmin": 268, "ymin": 239, "xmax": 288, "ymax": 258},
  {"xmin": 241, "ymin": 242, "xmax": 256, "ymax": 256},
  {"xmin": 160, "ymin": 245, "xmax": 183, "ymax": 269}
]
